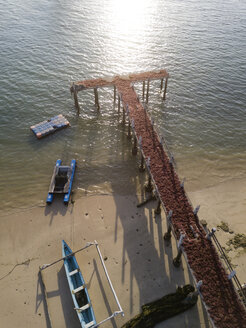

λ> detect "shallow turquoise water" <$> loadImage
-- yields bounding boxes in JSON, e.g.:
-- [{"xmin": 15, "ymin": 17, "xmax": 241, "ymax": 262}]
[{"xmin": 0, "ymin": 0, "xmax": 246, "ymax": 210}]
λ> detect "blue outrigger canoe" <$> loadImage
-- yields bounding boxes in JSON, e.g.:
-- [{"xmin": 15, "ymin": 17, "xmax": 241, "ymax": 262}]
[
  {"xmin": 62, "ymin": 240, "xmax": 97, "ymax": 328},
  {"xmin": 46, "ymin": 159, "xmax": 76, "ymax": 205}
]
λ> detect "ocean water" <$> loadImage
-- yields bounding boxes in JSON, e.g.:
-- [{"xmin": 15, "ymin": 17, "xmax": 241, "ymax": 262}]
[{"xmin": 0, "ymin": 0, "xmax": 246, "ymax": 211}]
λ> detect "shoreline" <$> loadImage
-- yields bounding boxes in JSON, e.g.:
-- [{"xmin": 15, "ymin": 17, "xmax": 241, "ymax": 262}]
[{"xmin": 0, "ymin": 177, "xmax": 245, "ymax": 327}]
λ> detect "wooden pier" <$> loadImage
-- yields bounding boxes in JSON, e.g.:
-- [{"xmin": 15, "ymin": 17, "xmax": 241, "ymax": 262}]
[
  {"xmin": 70, "ymin": 70, "xmax": 169, "ymax": 113},
  {"xmin": 71, "ymin": 70, "xmax": 246, "ymax": 328}
]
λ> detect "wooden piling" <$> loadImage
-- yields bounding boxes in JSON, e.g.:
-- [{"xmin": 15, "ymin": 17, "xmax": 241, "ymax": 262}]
[
  {"xmin": 154, "ymin": 199, "xmax": 161, "ymax": 215},
  {"xmin": 164, "ymin": 225, "xmax": 172, "ymax": 242},
  {"xmin": 173, "ymin": 249, "xmax": 182, "ymax": 267},
  {"xmin": 173, "ymin": 233, "xmax": 185, "ymax": 267},
  {"xmin": 94, "ymin": 88, "xmax": 99, "ymax": 109},
  {"xmin": 127, "ymin": 121, "xmax": 131, "ymax": 139},
  {"xmin": 142, "ymin": 80, "xmax": 145, "ymax": 100},
  {"xmin": 164, "ymin": 211, "xmax": 173, "ymax": 242},
  {"xmin": 73, "ymin": 89, "xmax": 80, "ymax": 114},
  {"xmin": 145, "ymin": 174, "xmax": 153, "ymax": 192},
  {"xmin": 122, "ymin": 107, "xmax": 125, "ymax": 125},
  {"xmin": 132, "ymin": 136, "xmax": 138, "ymax": 155},
  {"xmin": 114, "ymin": 86, "xmax": 116, "ymax": 103},
  {"xmin": 160, "ymin": 78, "xmax": 163, "ymax": 90},
  {"xmin": 139, "ymin": 154, "xmax": 145, "ymax": 172},
  {"xmin": 146, "ymin": 79, "xmax": 150, "ymax": 103},
  {"xmin": 163, "ymin": 77, "xmax": 168, "ymax": 100},
  {"xmin": 118, "ymin": 95, "xmax": 120, "ymax": 113}
]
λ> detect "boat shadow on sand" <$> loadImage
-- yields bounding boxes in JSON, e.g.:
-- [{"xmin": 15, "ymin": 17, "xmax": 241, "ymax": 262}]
[
  {"xmin": 44, "ymin": 195, "xmax": 75, "ymax": 226},
  {"xmin": 36, "ymin": 265, "xmax": 81, "ymax": 328},
  {"xmin": 37, "ymin": 259, "xmax": 118, "ymax": 328}
]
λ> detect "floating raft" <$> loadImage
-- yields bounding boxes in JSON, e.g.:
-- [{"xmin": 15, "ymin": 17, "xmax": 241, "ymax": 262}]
[
  {"xmin": 30, "ymin": 114, "xmax": 70, "ymax": 139},
  {"xmin": 46, "ymin": 159, "xmax": 76, "ymax": 205}
]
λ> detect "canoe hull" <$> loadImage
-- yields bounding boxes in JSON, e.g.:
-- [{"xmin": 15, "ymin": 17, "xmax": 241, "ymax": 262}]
[{"xmin": 62, "ymin": 240, "xmax": 96, "ymax": 328}]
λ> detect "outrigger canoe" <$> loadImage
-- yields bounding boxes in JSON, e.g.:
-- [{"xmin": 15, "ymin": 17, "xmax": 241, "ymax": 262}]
[
  {"xmin": 62, "ymin": 240, "xmax": 96, "ymax": 328},
  {"xmin": 46, "ymin": 159, "xmax": 76, "ymax": 205}
]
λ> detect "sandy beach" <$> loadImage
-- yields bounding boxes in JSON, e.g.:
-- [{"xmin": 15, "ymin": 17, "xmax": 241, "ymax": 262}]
[
  {"xmin": 0, "ymin": 172, "xmax": 245, "ymax": 328},
  {"xmin": 0, "ymin": 188, "xmax": 216, "ymax": 328}
]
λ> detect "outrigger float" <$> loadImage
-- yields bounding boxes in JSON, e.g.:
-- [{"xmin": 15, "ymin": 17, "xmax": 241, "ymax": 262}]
[
  {"xmin": 40, "ymin": 240, "xmax": 124, "ymax": 328},
  {"xmin": 46, "ymin": 159, "xmax": 76, "ymax": 205}
]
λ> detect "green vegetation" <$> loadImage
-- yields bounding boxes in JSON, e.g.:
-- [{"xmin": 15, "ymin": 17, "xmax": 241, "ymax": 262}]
[{"xmin": 121, "ymin": 285, "xmax": 197, "ymax": 328}]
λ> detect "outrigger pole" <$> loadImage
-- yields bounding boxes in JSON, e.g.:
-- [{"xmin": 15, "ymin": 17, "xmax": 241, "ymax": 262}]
[
  {"xmin": 93, "ymin": 240, "xmax": 124, "ymax": 328},
  {"xmin": 40, "ymin": 242, "xmax": 95, "ymax": 271}
]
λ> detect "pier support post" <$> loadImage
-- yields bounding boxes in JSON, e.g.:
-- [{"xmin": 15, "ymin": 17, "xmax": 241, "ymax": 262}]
[
  {"xmin": 132, "ymin": 136, "xmax": 138, "ymax": 155},
  {"xmin": 145, "ymin": 174, "xmax": 153, "ymax": 193},
  {"xmin": 154, "ymin": 199, "xmax": 161, "ymax": 215},
  {"xmin": 122, "ymin": 107, "xmax": 126, "ymax": 125},
  {"xmin": 118, "ymin": 95, "xmax": 121, "ymax": 113},
  {"xmin": 146, "ymin": 79, "xmax": 150, "ymax": 103},
  {"xmin": 164, "ymin": 225, "xmax": 172, "ymax": 243},
  {"xmin": 139, "ymin": 154, "xmax": 145, "ymax": 172},
  {"xmin": 160, "ymin": 78, "xmax": 163, "ymax": 90},
  {"xmin": 142, "ymin": 80, "xmax": 145, "ymax": 100},
  {"xmin": 127, "ymin": 121, "xmax": 131, "ymax": 139},
  {"xmin": 94, "ymin": 88, "xmax": 100, "ymax": 110},
  {"xmin": 173, "ymin": 233, "xmax": 185, "ymax": 267},
  {"xmin": 163, "ymin": 77, "xmax": 168, "ymax": 100},
  {"xmin": 114, "ymin": 86, "xmax": 116, "ymax": 103},
  {"xmin": 173, "ymin": 249, "xmax": 183, "ymax": 267},
  {"xmin": 73, "ymin": 87, "xmax": 80, "ymax": 114},
  {"xmin": 164, "ymin": 210, "xmax": 173, "ymax": 242}
]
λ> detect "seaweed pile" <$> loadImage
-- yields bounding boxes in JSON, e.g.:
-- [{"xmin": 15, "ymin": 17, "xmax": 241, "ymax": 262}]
[
  {"xmin": 122, "ymin": 285, "xmax": 197, "ymax": 328},
  {"xmin": 115, "ymin": 80, "xmax": 246, "ymax": 328}
]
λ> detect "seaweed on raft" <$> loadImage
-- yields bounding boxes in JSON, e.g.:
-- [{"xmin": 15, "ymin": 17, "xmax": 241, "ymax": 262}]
[{"xmin": 121, "ymin": 285, "xmax": 197, "ymax": 328}]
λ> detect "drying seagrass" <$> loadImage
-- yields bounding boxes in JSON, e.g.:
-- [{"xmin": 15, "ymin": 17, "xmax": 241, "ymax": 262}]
[{"xmin": 121, "ymin": 285, "xmax": 197, "ymax": 328}]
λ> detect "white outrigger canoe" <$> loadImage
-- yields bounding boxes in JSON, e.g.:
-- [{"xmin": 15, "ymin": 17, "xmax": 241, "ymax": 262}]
[{"xmin": 40, "ymin": 240, "xmax": 124, "ymax": 328}]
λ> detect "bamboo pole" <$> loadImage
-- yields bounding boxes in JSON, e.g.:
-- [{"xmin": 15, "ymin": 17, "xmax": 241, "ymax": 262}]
[
  {"xmin": 40, "ymin": 242, "xmax": 95, "ymax": 270},
  {"xmin": 160, "ymin": 78, "xmax": 164, "ymax": 90}
]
